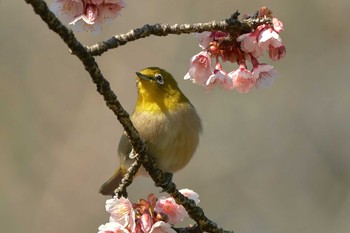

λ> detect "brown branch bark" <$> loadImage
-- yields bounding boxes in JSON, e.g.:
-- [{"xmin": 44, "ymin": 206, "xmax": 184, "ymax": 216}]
[{"xmin": 86, "ymin": 12, "xmax": 268, "ymax": 57}]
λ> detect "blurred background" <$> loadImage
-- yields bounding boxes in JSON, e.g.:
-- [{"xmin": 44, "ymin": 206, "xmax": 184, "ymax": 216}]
[{"xmin": 1, "ymin": 0, "xmax": 350, "ymax": 232}]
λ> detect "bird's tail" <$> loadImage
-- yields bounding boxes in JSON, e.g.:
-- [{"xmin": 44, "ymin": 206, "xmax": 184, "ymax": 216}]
[{"xmin": 99, "ymin": 166, "xmax": 127, "ymax": 196}]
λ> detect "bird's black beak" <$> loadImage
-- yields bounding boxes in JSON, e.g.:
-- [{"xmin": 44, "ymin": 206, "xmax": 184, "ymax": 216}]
[{"xmin": 136, "ymin": 72, "xmax": 152, "ymax": 81}]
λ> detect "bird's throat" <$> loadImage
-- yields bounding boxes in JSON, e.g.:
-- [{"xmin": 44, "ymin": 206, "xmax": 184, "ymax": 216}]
[{"xmin": 135, "ymin": 87, "xmax": 189, "ymax": 114}]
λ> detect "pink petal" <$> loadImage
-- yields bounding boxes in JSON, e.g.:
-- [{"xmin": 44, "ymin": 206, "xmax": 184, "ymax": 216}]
[
  {"xmin": 269, "ymin": 44, "xmax": 286, "ymax": 61},
  {"xmin": 179, "ymin": 189, "xmax": 200, "ymax": 204},
  {"xmin": 105, "ymin": 197, "xmax": 136, "ymax": 231},
  {"xmin": 195, "ymin": 31, "xmax": 213, "ymax": 49},
  {"xmin": 97, "ymin": 0, "xmax": 126, "ymax": 23},
  {"xmin": 83, "ymin": 4, "xmax": 99, "ymax": 24},
  {"xmin": 272, "ymin": 17, "xmax": 284, "ymax": 33},
  {"xmin": 253, "ymin": 64, "xmax": 278, "ymax": 89},
  {"xmin": 155, "ymin": 197, "xmax": 188, "ymax": 224},
  {"xmin": 237, "ymin": 30, "xmax": 264, "ymax": 58},
  {"xmin": 184, "ymin": 51, "xmax": 213, "ymax": 85},
  {"xmin": 98, "ymin": 222, "xmax": 129, "ymax": 233},
  {"xmin": 258, "ymin": 27, "xmax": 282, "ymax": 49},
  {"xmin": 51, "ymin": 0, "xmax": 125, "ymax": 32},
  {"xmin": 140, "ymin": 213, "xmax": 153, "ymax": 233},
  {"xmin": 149, "ymin": 221, "xmax": 176, "ymax": 233},
  {"xmin": 50, "ymin": 0, "xmax": 84, "ymax": 25},
  {"xmin": 229, "ymin": 66, "xmax": 255, "ymax": 94},
  {"xmin": 205, "ymin": 63, "xmax": 232, "ymax": 91},
  {"xmin": 237, "ymin": 33, "xmax": 258, "ymax": 53}
]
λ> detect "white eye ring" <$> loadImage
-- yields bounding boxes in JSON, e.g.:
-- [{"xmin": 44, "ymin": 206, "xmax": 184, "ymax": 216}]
[{"xmin": 154, "ymin": 73, "xmax": 164, "ymax": 85}]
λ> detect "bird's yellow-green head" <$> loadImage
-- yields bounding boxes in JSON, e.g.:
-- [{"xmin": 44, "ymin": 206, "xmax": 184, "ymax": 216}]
[{"xmin": 135, "ymin": 67, "xmax": 190, "ymax": 113}]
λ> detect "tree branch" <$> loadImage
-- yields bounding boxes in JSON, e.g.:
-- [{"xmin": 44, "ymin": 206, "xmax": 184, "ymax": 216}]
[
  {"xmin": 86, "ymin": 12, "xmax": 269, "ymax": 56},
  {"xmin": 114, "ymin": 160, "xmax": 142, "ymax": 198},
  {"xmin": 174, "ymin": 224, "xmax": 204, "ymax": 233}
]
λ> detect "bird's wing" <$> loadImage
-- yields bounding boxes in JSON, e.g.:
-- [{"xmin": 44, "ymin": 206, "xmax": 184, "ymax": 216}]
[{"xmin": 117, "ymin": 132, "xmax": 133, "ymax": 164}]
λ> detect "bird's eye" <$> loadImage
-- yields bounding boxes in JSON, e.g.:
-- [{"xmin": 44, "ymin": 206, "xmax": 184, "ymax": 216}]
[{"xmin": 154, "ymin": 73, "xmax": 164, "ymax": 85}]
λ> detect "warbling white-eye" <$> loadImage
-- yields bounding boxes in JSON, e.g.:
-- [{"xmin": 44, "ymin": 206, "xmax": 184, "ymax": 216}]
[{"xmin": 99, "ymin": 67, "xmax": 202, "ymax": 195}]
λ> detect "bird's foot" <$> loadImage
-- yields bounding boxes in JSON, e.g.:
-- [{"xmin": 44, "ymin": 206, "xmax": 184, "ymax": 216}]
[{"xmin": 129, "ymin": 143, "xmax": 148, "ymax": 159}]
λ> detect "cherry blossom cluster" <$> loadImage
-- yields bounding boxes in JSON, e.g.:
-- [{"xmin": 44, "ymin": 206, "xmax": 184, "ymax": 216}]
[
  {"xmin": 98, "ymin": 189, "xmax": 200, "ymax": 233},
  {"xmin": 50, "ymin": 0, "xmax": 125, "ymax": 32},
  {"xmin": 184, "ymin": 7, "xmax": 286, "ymax": 93}
]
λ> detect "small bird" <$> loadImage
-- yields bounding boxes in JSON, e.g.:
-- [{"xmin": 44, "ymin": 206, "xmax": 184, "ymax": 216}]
[{"xmin": 99, "ymin": 67, "xmax": 202, "ymax": 195}]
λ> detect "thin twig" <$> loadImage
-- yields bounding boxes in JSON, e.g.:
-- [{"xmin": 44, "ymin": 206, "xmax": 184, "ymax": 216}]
[
  {"xmin": 114, "ymin": 160, "xmax": 142, "ymax": 198},
  {"xmin": 86, "ymin": 12, "xmax": 269, "ymax": 56}
]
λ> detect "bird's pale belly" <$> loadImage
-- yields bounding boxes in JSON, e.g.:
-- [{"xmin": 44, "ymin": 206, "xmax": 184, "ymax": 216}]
[{"xmin": 128, "ymin": 104, "xmax": 202, "ymax": 173}]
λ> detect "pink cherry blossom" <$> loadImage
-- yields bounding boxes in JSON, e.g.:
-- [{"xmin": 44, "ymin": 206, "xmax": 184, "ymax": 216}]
[
  {"xmin": 155, "ymin": 197, "xmax": 188, "ymax": 224},
  {"xmin": 185, "ymin": 7, "xmax": 286, "ymax": 93},
  {"xmin": 269, "ymin": 44, "xmax": 286, "ymax": 61},
  {"xmin": 229, "ymin": 64, "xmax": 255, "ymax": 94},
  {"xmin": 149, "ymin": 221, "xmax": 176, "ymax": 233},
  {"xmin": 98, "ymin": 222, "xmax": 129, "ymax": 233},
  {"xmin": 51, "ymin": 0, "xmax": 125, "ymax": 32},
  {"xmin": 99, "ymin": 190, "xmax": 202, "ymax": 233},
  {"xmin": 252, "ymin": 64, "xmax": 278, "ymax": 89},
  {"xmin": 258, "ymin": 27, "xmax": 282, "ymax": 50},
  {"xmin": 105, "ymin": 197, "xmax": 136, "ymax": 231},
  {"xmin": 237, "ymin": 27, "xmax": 264, "ymax": 58},
  {"xmin": 184, "ymin": 51, "xmax": 213, "ymax": 85},
  {"xmin": 206, "ymin": 63, "xmax": 233, "ymax": 91}
]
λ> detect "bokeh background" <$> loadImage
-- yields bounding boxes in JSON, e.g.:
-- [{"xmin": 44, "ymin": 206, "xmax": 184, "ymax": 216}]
[{"xmin": 1, "ymin": 1, "xmax": 350, "ymax": 233}]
